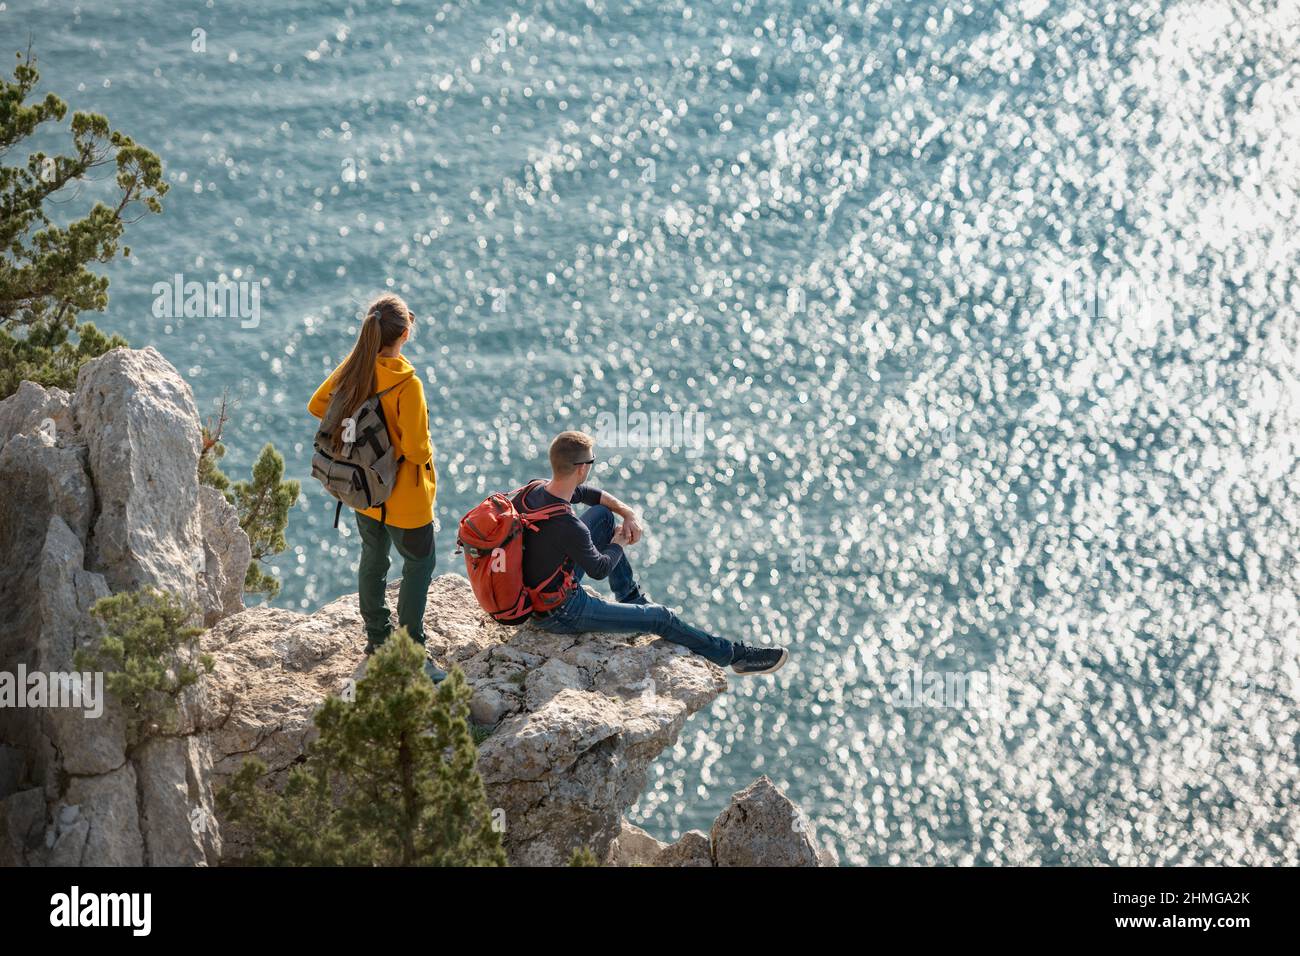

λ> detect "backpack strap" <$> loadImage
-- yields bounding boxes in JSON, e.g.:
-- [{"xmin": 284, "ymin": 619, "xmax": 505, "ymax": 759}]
[
  {"xmin": 333, "ymin": 500, "xmax": 343, "ymax": 529},
  {"xmin": 512, "ymin": 480, "xmax": 573, "ymax": 529},
  {"xmin": 528, "ymin": 565, "xmax": 577, "ymax": 614},
  {"xmin": 511, "ymin": 480, "xmax": 580, "ymax": 610}
]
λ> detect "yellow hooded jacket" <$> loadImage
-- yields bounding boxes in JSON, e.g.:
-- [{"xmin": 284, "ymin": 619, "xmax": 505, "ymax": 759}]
[{"xmin": 308, "ymin": 355, "xmax": 437, "ymax": 529}]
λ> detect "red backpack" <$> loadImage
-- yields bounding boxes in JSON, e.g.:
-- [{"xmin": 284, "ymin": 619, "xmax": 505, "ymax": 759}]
[{"xmin": 456, "ymin": 480, "xmax": 576, "ymax": 625}]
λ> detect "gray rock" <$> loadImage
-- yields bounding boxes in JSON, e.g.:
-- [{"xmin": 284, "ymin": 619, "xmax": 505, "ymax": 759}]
[
  {"xmin": 46, "ymin": 819, "xmax": 91, "ymax": 867},
  {"xmin": 524, "ymin": 657, "xmax": 589, "ymax": 710},
  {"xmin": 201, "ymin": 596, "xmax": 369, "ymax": 788},
  {"xmin": 710, "ymin": 775, "xmax": 831, "ymax": 867},
  {"xmin": 74, "ymin": 346, "xmax": 205, "ymax": 602},
  {"xmin": 0, "ymin": 746, "xmax": 23, "ymax": 800},
  {"xmin": 58, "ymin": 765, "xmax": 145, "ymax": 866},
  {"xmin": 605, "ymin": 818, "xmax": 667, "ymax": 866},
  {"xmin": 654, "ymin": 829, "xmax": 714, "ymax": 867},
  {"xmin": 0, "ymin": 432, "xmax": 94, "ymax": 554},
  {"xmin": 0, "ymin": 789, "xmax": 44, "ymax": 866},
  {"xmin": 198, "ymin": 485, "xmax": 251, "ymax": 627},
  {"xmin": 134, "ymin": 736, "xmax": 221, "ymax": 866},
  {"xmin": 469, "ymin": 684, "xmax": 515, "ymax": 726},
  {"xmin": 34, "ymin": 516, "xmax": 122, "ymax": 777},
  {"xmin": 0, "ymin": 380, "xmax": 75, "ymax": 449}
]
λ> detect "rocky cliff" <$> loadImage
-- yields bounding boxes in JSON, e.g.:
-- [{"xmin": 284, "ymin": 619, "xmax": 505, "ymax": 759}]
[
  {"xmin": 201, "ymin": 574, "xmax": 728, "ymax": 864},
  {"xmin": 0, "ymin": 349, "xmax": 237, "ymax": 865},
  {"xmin": 0, "ymin": 348, "xmax": 835, "ymax": 867}
]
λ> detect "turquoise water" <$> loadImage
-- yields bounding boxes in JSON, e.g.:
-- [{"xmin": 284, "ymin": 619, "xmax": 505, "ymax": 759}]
[{"xmin": 12, "ymin": 0, "xmax": 1299, "ymax": 864}]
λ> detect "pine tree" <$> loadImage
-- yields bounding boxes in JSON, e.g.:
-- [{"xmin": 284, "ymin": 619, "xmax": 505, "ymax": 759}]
[
  {"xmin": 197, "ymin": 400, "xmax": 297, "ymax": 599},
  {"xmin": 0, "ymin": 319, "xmax": 127, "ymax": 398},
  {"xmin": 219, "ymin": 629, "xmax": 506, "ymax": 866},
  {"xmin": 231, "ymin": 443, "xmax": 299, "ymax": 599},
  {"xmin": 0, "ymin": 47, "xmax": 167, "ymax": 399},
  {"xmin": 568, "ymin": 846, "xmax": 601, "ymax": 866},
  {"xmin": 75, "ymin": 588, "xmax": 213, "ymax": 749}
]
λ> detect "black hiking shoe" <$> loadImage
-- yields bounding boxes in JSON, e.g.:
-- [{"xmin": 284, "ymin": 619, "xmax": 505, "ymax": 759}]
[
  {"xmin": 364, "ymin": 629, "xmax": 392, "ymax": 656},
  {"xmin": 730, "ymin": 644, "xmax": 789, "ymax": 675},
  {"xmin": 619, "ymin": 587, "xmax": 651, "ymax": 606},
  {"xmin": 423, "ymin": 660, "xmax": 448, "ymax": 683}
]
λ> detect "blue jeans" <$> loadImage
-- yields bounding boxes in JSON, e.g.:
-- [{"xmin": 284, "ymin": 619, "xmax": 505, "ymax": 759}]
[{"xmin": 533, "ymin": 505, "xmax": 736, "ymax": 667}]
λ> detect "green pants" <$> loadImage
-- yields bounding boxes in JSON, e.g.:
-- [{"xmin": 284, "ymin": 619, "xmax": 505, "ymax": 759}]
[{"xmin": 356, "ymin": 512, "xmax": 436, "ymax": 646}]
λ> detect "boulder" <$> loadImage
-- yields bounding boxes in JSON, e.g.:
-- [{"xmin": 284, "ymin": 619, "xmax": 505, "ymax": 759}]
[
  {"xmin": 468, "ymin": 684, "xmax": 514, "ymax": 726},
  {"xmin": 0, "ymin": 380, "xmax": 75, "ymax": 448},
  {"xmin": 710, "ymin": 775, "xmax": 833, "ymax": 867},
  {"xmin": 605, "ymin": 818, "xmax": 667, "ymax": 866},
  {"xmin": 74, "ymin": 346, "xmax": 205, "ymax": 602},
  {"xmin": 654, "ymin": 829, "xmax": 713, "ymax": 867},
  {"xmin": 607, "ymin": 779, "xmax": 840, "ymax": 868}
]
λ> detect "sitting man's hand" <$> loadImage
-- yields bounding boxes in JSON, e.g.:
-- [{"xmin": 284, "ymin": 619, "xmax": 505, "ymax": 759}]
[
  {"xmin": 612, "ymin": 522, "xmax": 634, "ymax": 546},
  {"xmin": 620, "ymin": 512, "xmax": 644, "ymax": 545}
]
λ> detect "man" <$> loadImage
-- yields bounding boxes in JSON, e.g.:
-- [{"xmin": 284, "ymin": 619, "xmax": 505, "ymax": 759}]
[{"xmin": 520, "ymin": 430, "xmax": 788, "ymax": 675}]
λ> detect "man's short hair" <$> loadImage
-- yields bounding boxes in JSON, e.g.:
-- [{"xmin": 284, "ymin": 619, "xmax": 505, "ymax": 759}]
[{"xmin": 549, "ymin": 431, "xmax": 595, "ymax": 478}]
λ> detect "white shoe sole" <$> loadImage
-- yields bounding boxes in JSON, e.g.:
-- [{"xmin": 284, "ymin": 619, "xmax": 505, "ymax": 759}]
[{"xmin": 732, "ymin": 648, "xmax": 789, "ymax": 676}]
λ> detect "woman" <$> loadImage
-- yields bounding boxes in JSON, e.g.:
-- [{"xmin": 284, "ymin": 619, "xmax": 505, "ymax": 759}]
[{"xmin": 308, "ymin": 293, "xmax": 445, "ymax": 681}]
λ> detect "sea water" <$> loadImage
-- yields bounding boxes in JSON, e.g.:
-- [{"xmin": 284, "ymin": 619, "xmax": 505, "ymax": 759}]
[{"xmin": 13, "ymin": 0, "xmax": 1298, "ymax": 864}]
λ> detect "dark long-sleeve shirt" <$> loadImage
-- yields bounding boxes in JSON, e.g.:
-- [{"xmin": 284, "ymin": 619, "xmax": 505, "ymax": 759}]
[{"xmin": 521, "ymin": 482, "xmax": 624, "ymax": 589}]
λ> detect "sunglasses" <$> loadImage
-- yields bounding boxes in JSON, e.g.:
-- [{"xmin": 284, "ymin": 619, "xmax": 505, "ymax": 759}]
[{"xmin": 573, "ymin": 458, "xmax": 596, "ymax": 466}]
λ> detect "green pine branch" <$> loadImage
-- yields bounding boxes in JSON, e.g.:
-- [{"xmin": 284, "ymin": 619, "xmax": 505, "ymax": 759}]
[
  {"xmin": 0, "ymin": 47, "xmax": 166, "ymax": 399},
  {"xmin": 75, "ymin": 588, "xmax": 213, "ymax": 750},
  {"xmin": 232, "ymin": 443, "xmax": 300, "ymax": 599}
]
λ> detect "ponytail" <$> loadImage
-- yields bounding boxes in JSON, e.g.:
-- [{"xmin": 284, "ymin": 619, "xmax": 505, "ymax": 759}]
[{"xmin": 327, "ymin": 294, "xmax": 412, "ymax": 451}]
